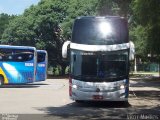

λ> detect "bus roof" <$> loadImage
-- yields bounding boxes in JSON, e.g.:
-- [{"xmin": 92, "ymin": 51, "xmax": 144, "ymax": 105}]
[
  {"xmin": 0, "ymin": 45, "xmax": 36, "ymax": 50},
  {"xmin": 37, "ymin": 50, "xmax": 47, "ymax": 53},
  {"xmin": 76, "ymin": 16, "xmax": 125, "ymax": 20}
]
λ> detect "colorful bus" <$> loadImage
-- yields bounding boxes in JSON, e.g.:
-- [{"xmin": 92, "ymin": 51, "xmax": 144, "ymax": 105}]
[
  {"xmin": 0, "ymin": 45, "xmax": 37, "ymax": 86},
  {"xmin": 36, "ymin": 50, "xmax": 48, "ymax": 81},
  {"xmin": 62, "ymin": 16, "xmax": 135, "ymax": 102}
]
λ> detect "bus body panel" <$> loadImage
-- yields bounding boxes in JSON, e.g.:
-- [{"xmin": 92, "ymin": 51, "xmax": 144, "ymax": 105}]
[
  {"xmin": 36, "ymin": 50, "xmax": 48, "ymax": 81},
  {"xmin": 0, "ymin": 45, "xmax": 36, "ymax": 84},
  {"xmin": 69, "ymin": 45, "xmax": 130, "ymax": 102},
  {"xmin": 70, "ymin": 79, "xmax": 129, "ymax": 101},
  {"xmin": 0, "ymin": 61, "xmax": 34, "ymax": 84}
]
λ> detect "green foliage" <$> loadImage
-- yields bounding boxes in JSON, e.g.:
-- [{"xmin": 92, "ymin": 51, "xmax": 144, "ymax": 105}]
[
  {"xmin": 130, "ymin": 25, "xmax": 148, "ymax": 56},
  {"xmin": 0, "ymin": 13, "xmax": 15, "ymax": 40},
  {"xmin": 2, "ymin": 0, "xmax": 160, "ymax": 73},
  {"xmin": 2, "ymin": 15, "xmax": 36, "ymax": 45},
  {"xmin": 61, "ymin": 0, "xmax": 98, "ymax": 40},
  {"xmin": 1, "ymin": 0, "xmax": 98, "ymax": 75},
  {"xmin": 96, "ymin": 0, "xmax": 132, "ymax": 17},
  {"xmin": 132, "ymin": 0, "xmax": 160, "ymax": 55},
  {"xmin": 96, "ymin": 0, "xmax": 118, "ymax": 16}
]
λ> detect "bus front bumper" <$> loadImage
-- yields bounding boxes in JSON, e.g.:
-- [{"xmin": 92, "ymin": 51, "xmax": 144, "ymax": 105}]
[{"xmin": 70, "ymin": 89, "xmax": 128, "ymax": 101}]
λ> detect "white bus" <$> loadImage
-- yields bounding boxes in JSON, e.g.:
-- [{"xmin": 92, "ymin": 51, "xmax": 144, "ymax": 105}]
[{"xmin": 62, "ymin": 16, "xmax": 135, "ymax": 102}]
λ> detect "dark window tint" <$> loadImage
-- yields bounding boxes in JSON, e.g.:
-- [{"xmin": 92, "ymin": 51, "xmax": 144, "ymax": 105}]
[
  {"xmin": 37, "ymin": 52, "xmax": 45, "ymax": 63},
  {"xmin": 0, "ymin": 48, "xmax": 34, "ymax": 62},
  {"xmin": 70, "ymin": 49, "xmax": 129, "ymax": 82},
  {"xmin": 72, "ymin": 18, "xmax": 128, "ymax": 45}
]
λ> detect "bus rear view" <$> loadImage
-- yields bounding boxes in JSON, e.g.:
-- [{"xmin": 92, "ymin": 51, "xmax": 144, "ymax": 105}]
[{"xmin": 62, "ymin": 16, "xmax": 134, "ymax": 102}]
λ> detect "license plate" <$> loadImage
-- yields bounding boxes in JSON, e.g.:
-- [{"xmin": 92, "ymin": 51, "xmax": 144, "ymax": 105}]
[{"xmin": 92, "ymin": 95, "xmax": 103, "ymax": 100}]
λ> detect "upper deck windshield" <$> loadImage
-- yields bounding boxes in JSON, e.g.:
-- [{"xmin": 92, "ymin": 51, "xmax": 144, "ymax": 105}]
[
  {"xmin": 71, "ymin": 49, "xmax": 129, "ymax": 82},
  {"xmin": 0, "ymin": 48, "xmax": 34, "ymax": 62},
  {"xmin": 72, "ymin": 17, "xmax": 128, "ymax": 45}
]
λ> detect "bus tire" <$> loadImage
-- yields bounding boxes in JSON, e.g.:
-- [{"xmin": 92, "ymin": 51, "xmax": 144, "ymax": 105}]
[
  {"xmin": 120, "ymin": 101, "xmax": 130, "ymax": 107},
  {"xmin": 0, "ymin": 75, "xmax": 4, "ymax": 86}
]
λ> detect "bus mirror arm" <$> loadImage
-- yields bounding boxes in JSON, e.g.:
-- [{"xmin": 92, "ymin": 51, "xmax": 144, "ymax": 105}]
[{"xmin": 62, "ymin": 41, "xmax": 71, "ymax": 58}]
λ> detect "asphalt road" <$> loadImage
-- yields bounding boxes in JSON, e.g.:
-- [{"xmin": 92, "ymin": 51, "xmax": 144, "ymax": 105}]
[{"xmin": 0, "ymin": 77, "xmax": 159, "ymax": 120}]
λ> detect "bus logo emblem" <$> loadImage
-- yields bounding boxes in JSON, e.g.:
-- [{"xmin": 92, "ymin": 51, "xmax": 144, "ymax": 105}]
[{"xmin": 96, "ymin": 88, "xmax": 100, "ymax": 92}]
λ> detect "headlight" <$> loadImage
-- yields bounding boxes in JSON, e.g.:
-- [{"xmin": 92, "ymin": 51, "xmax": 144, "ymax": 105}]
[
  {"xmin": 72, "ymin": 85, "xmax": 77, "ymax": 89},
  {"xmin": 120, "ymin": 85, "xmax": 125, "ymax": 89}
]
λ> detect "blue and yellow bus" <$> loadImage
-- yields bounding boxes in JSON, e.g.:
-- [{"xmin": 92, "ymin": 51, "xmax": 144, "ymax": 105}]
[
  {"xmin": 0, "ymin": 45, "xmax": 37, "ymax": 85},
  {"xmin": 36, "ymin": 50, "xmax": 48, "ymax": 81}
]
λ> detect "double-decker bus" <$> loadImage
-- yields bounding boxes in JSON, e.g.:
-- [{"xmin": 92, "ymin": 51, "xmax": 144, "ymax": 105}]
[
  {"xmin": 0, "ymin": 45, "xmax": 37, "ymax": 86},
  {"xmin": 36, "ymin": 50, "xmax": 48, "ymax": 81},
  {"xmin": 62, "ymin": 16, "xmax": 135, "ymax": 102}
]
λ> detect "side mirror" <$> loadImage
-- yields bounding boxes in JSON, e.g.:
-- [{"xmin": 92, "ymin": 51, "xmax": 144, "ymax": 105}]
[{"xmin": 62, "ymin": 41, "xmax": 71, "ymax": 58}]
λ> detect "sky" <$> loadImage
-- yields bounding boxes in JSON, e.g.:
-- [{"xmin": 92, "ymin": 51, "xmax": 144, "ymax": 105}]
[{"xmin": 0, "ymin": 0, "xmax": 40, "ymax": 15}]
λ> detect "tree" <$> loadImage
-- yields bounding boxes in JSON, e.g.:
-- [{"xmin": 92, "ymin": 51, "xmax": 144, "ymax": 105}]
[
  {"xmin": 2, "ymin": 0, "xmax": 134, "ymax": 75},
  {"xmin": 130, "ymin": 25, "xmax": 148, "ymax": 57},
  {"xmin": 96, "ymin": 0, "xmax": 132, "ymax": 18},
  {"xmin": 96, "ymin": 0, "xmax": 118, "ymax": 16},
  {"xmin": 0, "ymin": 13, "xmax": 15, "ymax": 40},
  {"xmin": 3, "ymin": 0, "xmax": 139, "ymax": 75},
  {"xmin": 2, "ymin": 15, "xmax": 36, "ymax": 45},
  {"xmin": 132, "ymin": 0, "xmax": 160, "ymax": 56},
  {"xmin": 61, "ymin": 0, "xmax": 98, "ymax": 40}
]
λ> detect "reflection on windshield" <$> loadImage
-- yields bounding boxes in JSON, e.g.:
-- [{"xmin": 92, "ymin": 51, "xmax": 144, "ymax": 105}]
[
  {"xmin": 72, "ymin": 18, "xmax": 128, "ymax": 45},
  {"xmin": 71, "ymin": 50, "xmax": 129, "ymax": 82}
]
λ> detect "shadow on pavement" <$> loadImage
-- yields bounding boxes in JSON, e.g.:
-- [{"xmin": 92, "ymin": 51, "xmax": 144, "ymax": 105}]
[
  {"xmin": 47, "ymin": 75, "xmax": 69, "ymax": 79},
  {"xmin": 130, "ymin": 76, "xmax": 160, "ymax": 89},
  {"xmin": 0, "ymin": 83, "xmax": 49, "ymax": 88},
  {"xmin": 129, "ymin": 90, "xmax": 160, "ymax": 100},
  {"xmin": 36, "ymin": 101, "xmax": 131, "ymax": 120},
  {"xmin": 35, "ymin": 101, "xmax": 160, "ymax": 120}
]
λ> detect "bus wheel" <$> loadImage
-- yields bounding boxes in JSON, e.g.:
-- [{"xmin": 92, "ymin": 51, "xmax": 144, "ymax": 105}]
[
  {"xmin": 120, "ymin": 101, "xmax": 130, "ymax": 107},
  {"xmin": 0, "ymin": 76, "xmax": 4, "ymax": 86}
]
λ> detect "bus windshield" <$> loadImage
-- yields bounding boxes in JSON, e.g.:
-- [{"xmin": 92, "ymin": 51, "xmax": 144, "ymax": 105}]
[
  {"xmin": 0, "ymin": 48, "xmax": 34, "ymax": 62},
  {"xmin": 37, "ymin": 52, "xmax": 46, "ymax": 63},
  {"xmin": 71, "ymin": 49, "xmax": 129, "ymax": 82},
  {"xmin": 72, "ymin": 18, "xmax": 128, "ymax": 45}
]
